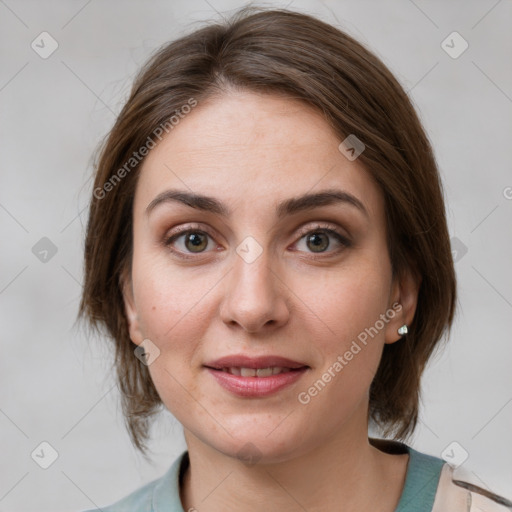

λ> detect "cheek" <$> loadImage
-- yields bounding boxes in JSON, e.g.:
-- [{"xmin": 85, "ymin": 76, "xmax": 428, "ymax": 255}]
[
  {"xmin": 131, "ymin": 248, "xmax": 203, "ymax": 339},
  {"xmin": 296, "ymin": 262, "xmax": 391, "ymax": 348},
  {"xmin": 130, "ymin": 250, "xmax": 218, "ymax": 385},
  {"xmin": 292, "ymin": 256, "xmax": 392, "ymax": 399},
  {"xmin": 130, "ymin": 260, "xmax": 207, "ymax": 415},
  {"xmin": 291, "ymin": 273, "xmax": 389, "ymax": 420}
]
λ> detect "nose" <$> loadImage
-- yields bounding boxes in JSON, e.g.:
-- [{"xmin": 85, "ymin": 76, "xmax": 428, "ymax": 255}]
[{"xmin": 219, "ymin": 244, "xmax": 290, "ymax": 333}]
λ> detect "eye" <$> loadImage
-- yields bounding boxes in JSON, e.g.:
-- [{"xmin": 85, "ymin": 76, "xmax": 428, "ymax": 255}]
[
  {"xmin": 164, "ymin": 225, "xmax": 215, "ymax": 258},
  {"xmin": 163, "ymin": 222, "xmax": 351, "ymax": 260},
  {"xmin": 293, "ymin": 224, "xmax": 351, "ymax": 255}
]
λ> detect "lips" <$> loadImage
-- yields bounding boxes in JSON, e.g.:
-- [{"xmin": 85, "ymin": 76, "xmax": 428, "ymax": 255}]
[{"xmin": 203, "ymin": 355, "xmax": 309, "ymax": 397}]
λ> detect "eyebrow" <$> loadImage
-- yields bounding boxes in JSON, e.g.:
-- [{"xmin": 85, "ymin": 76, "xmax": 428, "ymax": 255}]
[{"xmin": 145, "ymin": 188, "xmax": 368, "ymax": 219}]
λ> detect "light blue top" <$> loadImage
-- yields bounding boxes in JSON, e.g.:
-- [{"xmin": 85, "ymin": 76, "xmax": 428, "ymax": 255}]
[{"xmin": 83, "ymin": 441, "xmax": 445, "ymax": 512}]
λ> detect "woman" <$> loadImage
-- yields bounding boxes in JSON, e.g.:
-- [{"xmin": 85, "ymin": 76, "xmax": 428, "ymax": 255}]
[{"xmin": 79, "ymin": 6, "xmax": 510, "ymax": 511}]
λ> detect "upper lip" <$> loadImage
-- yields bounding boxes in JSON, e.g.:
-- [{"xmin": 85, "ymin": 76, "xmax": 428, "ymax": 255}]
[{"xmin": 204, "ymin": 355, "xmax": 309, "ymax": 370}]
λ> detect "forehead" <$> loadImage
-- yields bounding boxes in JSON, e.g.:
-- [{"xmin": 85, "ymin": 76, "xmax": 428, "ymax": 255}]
[{"xmin": 135, "ymin": 90, "xmax": 384, "ymax": 221}]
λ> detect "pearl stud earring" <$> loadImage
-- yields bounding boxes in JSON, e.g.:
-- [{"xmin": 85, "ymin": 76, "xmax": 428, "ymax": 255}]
[{"xmin": 397, "ymin": 325, "xmax": 408, "ymax": 336}]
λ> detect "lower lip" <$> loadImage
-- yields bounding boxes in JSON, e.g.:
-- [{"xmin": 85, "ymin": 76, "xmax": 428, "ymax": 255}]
[{"xmin": 205, "ymin": 367, "xmax": 308, "ymax": 397}]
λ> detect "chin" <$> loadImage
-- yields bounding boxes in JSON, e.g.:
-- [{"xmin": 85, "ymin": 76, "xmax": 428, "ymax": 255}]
[{"xmin": 194, "ymin": 424, "xmax": 308, "ymax": 466}]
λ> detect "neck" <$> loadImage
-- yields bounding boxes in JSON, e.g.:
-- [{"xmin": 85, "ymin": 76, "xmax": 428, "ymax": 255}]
[{"xmin": 180, "ymin": 418, "xmax": 408, "ymax": 512}]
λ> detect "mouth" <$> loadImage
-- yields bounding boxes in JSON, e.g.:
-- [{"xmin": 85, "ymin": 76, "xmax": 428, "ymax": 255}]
[
  {"xmin": 203, "ymin": 355, "xmax": 310, "ymax": 397},
  {"xmin": 206, "ymin": 366, "xmax": 306, "ymax": 377}
]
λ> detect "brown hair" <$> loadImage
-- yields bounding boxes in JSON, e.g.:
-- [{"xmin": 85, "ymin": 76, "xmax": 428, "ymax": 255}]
[{"xmin": 79, "ymin": 6, "xmax": 456, "ymax": 455}]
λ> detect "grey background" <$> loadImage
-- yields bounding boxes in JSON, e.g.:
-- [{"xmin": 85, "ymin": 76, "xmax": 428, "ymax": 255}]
[{"xmin": 1, "ymin": 0, "xmax": 511, "ymax": 510}]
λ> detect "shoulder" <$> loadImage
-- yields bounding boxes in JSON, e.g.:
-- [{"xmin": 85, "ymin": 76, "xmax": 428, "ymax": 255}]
[
  {"xmin": 80, "ymin": 450, "xmax": 188, "ymax": 512},
  {"xmin": 373, "ymin": 438, "xmax": 511, "ymax": 512},
  {"xmin": 432, "ymin": 463, "xmax": 512, "ymax": 512}
]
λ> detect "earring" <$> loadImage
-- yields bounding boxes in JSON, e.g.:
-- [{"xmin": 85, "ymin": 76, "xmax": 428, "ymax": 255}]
[{"xmin": 397, "ymin": 325, "xmax": 408, "ymax": 336}]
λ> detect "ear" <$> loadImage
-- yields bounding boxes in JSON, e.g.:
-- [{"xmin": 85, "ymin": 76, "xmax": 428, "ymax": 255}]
[
  {"xmin": 120, "ymin": 268, "xmax": 145, "ymax": 346},
  {"xmin": 384, "ymin": 265, "xmax": 421, "ymax": 344}
]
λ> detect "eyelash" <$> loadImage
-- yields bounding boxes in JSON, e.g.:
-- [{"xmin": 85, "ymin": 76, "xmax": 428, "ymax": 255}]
[{"xmin": 163, "ymin": 222, "xmax": 351, "ymax": 261}]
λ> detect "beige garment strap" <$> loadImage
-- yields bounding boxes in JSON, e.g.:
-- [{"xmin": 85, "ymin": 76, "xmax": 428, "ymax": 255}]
[
  {"xmin": 431, "ymin": 463, "xmax": 512, "ymax": 512},
  {"xmin": 431, "ymin": 464, "xmax": 470, "ymax": 511}
]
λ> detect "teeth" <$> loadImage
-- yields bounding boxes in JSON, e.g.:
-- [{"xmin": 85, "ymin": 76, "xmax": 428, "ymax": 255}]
[
  {"xmin": 240, "ymin": 367, "xmax": 256, "ymax": 377},
  {"xmin": 221, "ymin": 366, "xmax": 292, "ymax": 377},
  {"xmin": 256, "ymin": 367, "xmax": 273, "ymax": 377}
]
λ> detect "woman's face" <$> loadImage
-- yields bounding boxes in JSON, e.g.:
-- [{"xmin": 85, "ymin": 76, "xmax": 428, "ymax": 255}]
[{"xmin": 123, "ymin": 90, "xmax": 416, "ymax": 463}]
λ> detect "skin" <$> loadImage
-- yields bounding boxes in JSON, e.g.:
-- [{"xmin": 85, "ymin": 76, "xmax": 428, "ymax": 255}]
[{"xmin": 123, "ymin": 90, "xmax": 420, "ymax": 511}]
